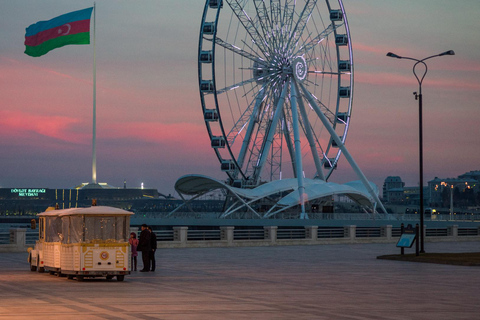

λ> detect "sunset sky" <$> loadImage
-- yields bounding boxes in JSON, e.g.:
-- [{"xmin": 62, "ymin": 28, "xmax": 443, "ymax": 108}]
[{"xmin": 1, "ymin": 0, "xmax": 479, "ymax": 197}]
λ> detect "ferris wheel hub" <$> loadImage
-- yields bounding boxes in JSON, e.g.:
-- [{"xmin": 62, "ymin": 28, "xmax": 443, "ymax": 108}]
[{"xmin": 292, "ymin": 56, "xmax": 307, "ymax": 82}]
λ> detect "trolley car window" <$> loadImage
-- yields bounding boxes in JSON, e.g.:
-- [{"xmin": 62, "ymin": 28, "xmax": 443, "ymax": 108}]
[
  {"xmin": 84, "ymin": 216, "xmax": 128, "ymax": 243},
  {"xmin": 45, "ymin": 217, "xmax": 62, "ymax": 242},
  {"xmin": 39, "ymin": 217, "xmax": 45, "ymax": 241},
  {"xmin": 70, "ymin": 216, "xmax": 83, "ymax": 243}
]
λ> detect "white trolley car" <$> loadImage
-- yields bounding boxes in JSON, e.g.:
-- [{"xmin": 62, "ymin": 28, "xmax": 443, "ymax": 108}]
[{"xmin": 28, "ymin": 205, "xmax": 133, "ymax": 281}]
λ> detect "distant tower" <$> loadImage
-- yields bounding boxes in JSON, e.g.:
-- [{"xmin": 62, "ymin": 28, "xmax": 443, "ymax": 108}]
[{"xmin": 124, "ymin": 179, "xmax": 127, "ymax": 189}]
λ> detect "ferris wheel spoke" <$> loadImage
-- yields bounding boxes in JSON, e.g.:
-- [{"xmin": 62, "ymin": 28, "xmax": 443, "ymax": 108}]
[
  {"xmin": 269, "ymin": 0, "xmax": 282, "ymax": 53},
  {"xmin": 281, "ymin": 0, "xmax": 296, "ymax": 42},
  {"xmin": 235, "ymin": 86, "xmax": 267, "ymax": 173},
  {"xmin": 226, "ymin": 84, "xmax": 267, "ymax": 145},
  {"xmin": 253, "ymin": 1, "xmax": 274, "ymax": 50},
  {"xmin": 308, "ymin": 71, "xmax": 340, "ymax": 75},
  {"xmin": 286, "ymin": 0, "xmax": 318, "ymax": 56},
  {"xmin": 224, "ymin": 0, "xmax": 272, "ymax": 58},
  {"xmin": 293, "ymin": 24, "xmax": 337, "ymax": 57},
  {"xmin": 207, "ymin": 37, "xmax": 264, "ymax": 64},
  {"xmin": 246, "ymin": 89, "xmax": 276, "ymax": 172},
  {"xmin": 308, "ymin": 92, "xmax": 336, "ymax": 125},
  {"xmin": 216, "ymin": 77, "xmax": 259, "ymax": 95}
]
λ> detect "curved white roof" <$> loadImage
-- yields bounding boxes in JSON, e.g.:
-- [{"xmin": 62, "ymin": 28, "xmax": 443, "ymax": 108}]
[{"xmin": 175, "ymin": 174, "xmax": 377, "ymax": 208}]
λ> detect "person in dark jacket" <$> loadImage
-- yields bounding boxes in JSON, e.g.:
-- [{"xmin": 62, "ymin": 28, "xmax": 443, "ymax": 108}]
[
  {"xmin": 137, "ymin": 224, "xmax": 151, "ymax": 272},
  {"xmin": 148, "ymin": 226, "xmax": 157, "ymax": 272}
]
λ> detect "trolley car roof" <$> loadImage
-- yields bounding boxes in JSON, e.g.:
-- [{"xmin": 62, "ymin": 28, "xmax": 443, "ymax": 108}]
[{"xmin": 38, "ymin": 206, "xmax": 133, "ymax": 217}]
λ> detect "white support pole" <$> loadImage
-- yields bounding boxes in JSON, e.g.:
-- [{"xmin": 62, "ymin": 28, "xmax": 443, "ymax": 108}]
[
  {"xmin": 293, "ymin": 80, "xmax": 325, "ymax": 180},
  {"xmin": 92, "ymin": 2, "xmax": 97, "ymax": 184},
  {"xmin": 289, "ymin": 79, "xmax": 306, "ymax": 218},
  {"xmin": 296, "ymin": 80, "xmax": 387, "ymax": 214}
]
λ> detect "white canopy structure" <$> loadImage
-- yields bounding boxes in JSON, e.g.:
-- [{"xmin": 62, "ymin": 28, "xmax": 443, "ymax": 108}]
[{"xmin": 173, "ymin": 174, "xmax": 380, "ymax": 219}]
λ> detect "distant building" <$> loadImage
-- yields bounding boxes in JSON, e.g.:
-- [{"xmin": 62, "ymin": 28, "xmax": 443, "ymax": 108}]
[
  {"xmin": 428, "ymin": 172, "xmax": 479, "ymax": 207},
  {"xmin": 382, "ymin": 176, "xmax": 428, "ymax": 205},
  {"xmin": 403, "ymin": 186, "xmax": 428, "ymax": 206},
  {"xmin": 458, "ymin": 170, "xmax": 480, "ymax": 181},
  {"xmin": 0, "ymin": 184, "xmax": 161, "ymax": 215},
  {"xmin": 382, "ymin": 176, "xmax": 405, "ymax": 203}
]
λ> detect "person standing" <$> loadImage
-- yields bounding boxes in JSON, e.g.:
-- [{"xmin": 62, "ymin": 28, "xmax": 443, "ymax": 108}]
[
  {"xmin": 128, "ymin": 232, "xmax": 139, "ymax": 271},
  {"xmin": 137, "ymin": 224, "xmax": 151, "ymax": 272},
  {"xmin": 148, "ymin": 226, "xmax": 157, "ymax": 272}
]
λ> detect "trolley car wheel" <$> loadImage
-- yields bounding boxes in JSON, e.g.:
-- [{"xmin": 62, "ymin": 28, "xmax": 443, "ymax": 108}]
[
  {"xmin": 38, "ymin": 267, "xmax": 45, "ymax": 273},
  {"xmin": 67, "ymin": 275, "xmax": 74, "ymax": 280},
  {"xmin": 116, "ymin": 275, "xmax": 125, "ymax": 282},
  {"xmin": 106, "ymin": 275, "xmax": 114, "ymax": 280},
  {"xmin": 28, "ymin": 253, "xmax": 36, "ymax": 271},
  {"xmin": 76, "ymin": 275, "xmax": 84, "ymax": 282}
]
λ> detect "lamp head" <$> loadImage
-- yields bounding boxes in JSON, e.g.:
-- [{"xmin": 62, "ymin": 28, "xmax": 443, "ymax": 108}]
[
  {"xmin": 386, "ymin": 52, "xmax": 402, "ymax": 59},
  {"xmin": 439, "ymin": 50, "xmax": 455, "ymax": 56}
]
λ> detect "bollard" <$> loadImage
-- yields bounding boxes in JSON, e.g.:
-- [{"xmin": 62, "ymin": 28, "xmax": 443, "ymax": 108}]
[
  {"xmin": 400, "ymin": 223, "xmax": 404, "ymax": 255},
  {"xmin": 264, "ymin": 226, "xmax": 277, "ymax": 244},
  {"xmin": 173, "ymin": 226, "xmax": 188, "ymax": 246},
  {"xmin": 305, "ymin": 226, "xmax": 318, "ymax": 241},
  {"xmin": 415, "ymin": 224, "xmax": 419, "ymax": 256},
  {"xmin": 344, "ymin": 225, "xmax": 356, "ymax": 242},
  {"xmin": 10, "ymin": 229, "xmax": 27, "ymax": 251},
  {"xmin": 220, "ymin": 226, "xmax": 234, "ymax": 245}
]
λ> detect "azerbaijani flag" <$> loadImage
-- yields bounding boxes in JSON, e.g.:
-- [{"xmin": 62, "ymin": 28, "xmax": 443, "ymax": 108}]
[{"xmin": 24, "ymin": 7, "xmax": 93, "ymax": 57}]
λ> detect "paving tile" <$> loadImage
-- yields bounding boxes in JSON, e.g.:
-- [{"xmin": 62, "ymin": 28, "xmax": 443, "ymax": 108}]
[{"xmin": 0, "ymin": 242, "xmax": 479, "ymax": 319}]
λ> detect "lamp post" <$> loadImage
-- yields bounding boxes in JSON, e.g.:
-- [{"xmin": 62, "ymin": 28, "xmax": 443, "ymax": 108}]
[
  {"xmin": 387, "ymin": 50, "xmax": 455, "ymax": 253},
  {"xmin": 441, "ymin": 181, "xmax": 469, "ymax": 221}
]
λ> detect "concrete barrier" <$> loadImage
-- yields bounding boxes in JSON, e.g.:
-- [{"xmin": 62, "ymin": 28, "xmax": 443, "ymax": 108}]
[{"xmin": 0, "ymin": 229, "xmax": 28, "ymax": 253}]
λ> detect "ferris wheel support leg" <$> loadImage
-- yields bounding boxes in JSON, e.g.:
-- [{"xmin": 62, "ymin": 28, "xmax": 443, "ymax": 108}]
[
  {"xmin": 290, "ymin": 79, "xmax": 307, "ymax": 218},
  {"xmin": 296, "ymin": 80, "xmax": 387, "ymax": 214},
  {"xmin": 293, "ymin": 80, "xmax": 325, "ymax": 181},
  {"xmin": 253, "ymin": 80, "xmax": 289, "ymax": 182},
  {"xmin": 237, "ymin": 86, "xmax": 266, "ymax": 171},
  {"xmin": 168, "ymin": 191, "xmax": 206, "ymax": 217}
]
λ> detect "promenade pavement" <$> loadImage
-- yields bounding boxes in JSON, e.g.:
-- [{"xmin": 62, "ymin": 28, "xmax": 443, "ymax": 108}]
[{"xmin": 1, "ymin": 241, "xmax": 479, "ymax": 319}]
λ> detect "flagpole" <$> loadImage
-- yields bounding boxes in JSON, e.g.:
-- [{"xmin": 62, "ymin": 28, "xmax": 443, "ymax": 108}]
[{"xmin": 92, "ymin": 2, "xmax": 97, "ymax": 184}]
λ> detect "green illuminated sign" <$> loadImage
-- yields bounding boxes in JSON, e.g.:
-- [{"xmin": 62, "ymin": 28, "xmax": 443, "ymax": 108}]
[{"xmin": 11, "ymin": 188, "xmax": 46, "ymax": 197}]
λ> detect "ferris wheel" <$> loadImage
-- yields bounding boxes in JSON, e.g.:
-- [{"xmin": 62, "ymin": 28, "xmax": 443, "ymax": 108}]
[{"xmin": 198, "ymin": 0, "xmax": 353, "ymax": 189}]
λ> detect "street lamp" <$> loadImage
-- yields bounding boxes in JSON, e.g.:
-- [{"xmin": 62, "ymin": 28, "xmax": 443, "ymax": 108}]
[
  {"xmin": 441, "ymin": 181, "xmax": 469, "ymax": 220},
  {"xmin": 387, "ymin": 50, "xmax": 455, "ymax": 253}
]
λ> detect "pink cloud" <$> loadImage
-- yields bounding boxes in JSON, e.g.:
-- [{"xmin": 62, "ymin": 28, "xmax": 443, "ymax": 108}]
[
  {"xmin": 356, "ymin": 71, "xmax": 480, "ymax": 91},
  {"xmin": 0, "ymin": 110, "xmax": 87, "ymax": 144}
]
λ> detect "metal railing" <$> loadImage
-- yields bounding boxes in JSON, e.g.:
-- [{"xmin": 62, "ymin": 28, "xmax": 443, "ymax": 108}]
[
  {"xmin": 154, "ymin": 230, "xmax": 174, "ymax": 242},
  {"xmin": 317, "ymin": 227, "xmax": 344, "ymax": 238},
  {"xmin": 0, "ymin": 232, "xmax": 9, "ymax": 245},
  {"xmin": 458, "ymin": 228, "xmax": 479, "ymax": 237},
  {"xmin": 187, "ymin": 229, "xmax": 221, "ymax": 241},
  {"xmin": 277, "ymin": 228, "xmax": 306, "ymax": 239},
  {"xmin": 356, "ymin": 227, "xmax": 381, "ymax": 238},
  {"xmin": 234, "ymin": 229, "xmax": 264, "ymax": 240},
  {"xmin": 3, "ymin": 226, "xmax": 480, "ymax": 252},
  {"xmin": 426, "ymin": 228, "xmax": 448, "ymax": 237}
]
